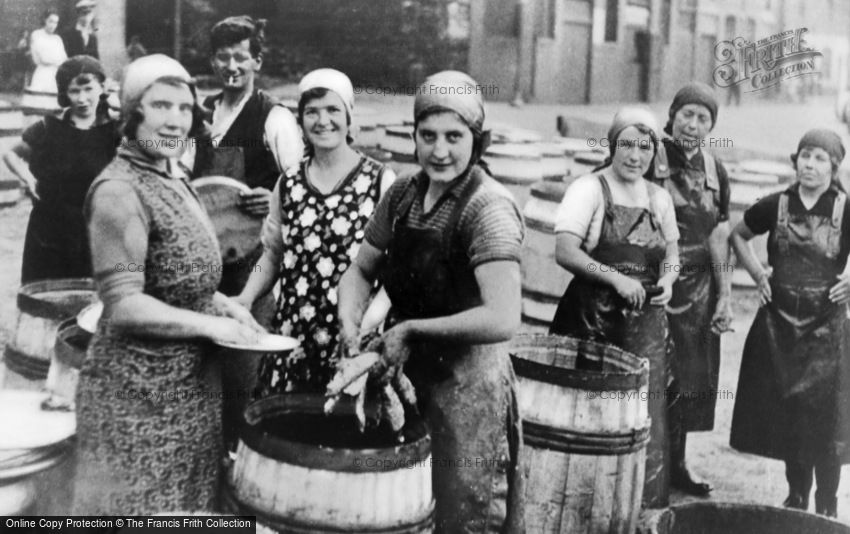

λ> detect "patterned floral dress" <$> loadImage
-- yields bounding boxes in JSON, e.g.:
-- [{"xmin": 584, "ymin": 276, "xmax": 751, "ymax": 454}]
[
  {"xmin": 257, "ymin": 155, "xmax": 386, "ymax": 394},
  {"xmin": 73, "ymin": 148, "xmax": 224, "ymax": 514}
]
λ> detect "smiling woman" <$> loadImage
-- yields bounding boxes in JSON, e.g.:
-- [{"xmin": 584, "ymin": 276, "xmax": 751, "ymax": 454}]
[
  {"xmin": 549, "ymin": 106, "xmax": 681, "ymax": 508},
  {"xmin": 72, "ymin": 54, "xmax": 266, "ymax": 515}
]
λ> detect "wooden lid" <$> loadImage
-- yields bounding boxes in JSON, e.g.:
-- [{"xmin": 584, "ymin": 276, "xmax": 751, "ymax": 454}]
[
  {"xmin": 739, "ymin": 159, "xmax": 795, "ymax": 180},
  {"xmin": 193, "ymin": 176, "xmax": 264, "ymax": 265},
  {"xmin": 485, "ymin": 143, "xmax": 542, "ymax": 160},
  {"xmin": 0, "ymin": 391, "xmax": 76, "ymax": 450}
]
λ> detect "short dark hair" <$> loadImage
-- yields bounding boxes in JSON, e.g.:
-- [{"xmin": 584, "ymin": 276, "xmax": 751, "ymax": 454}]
[
  {"xmin": 43, "ymin": 9, "xmax": 60, "ymax": 22},
  {"xmin": 210, "ymin": 16, "xmax": 266, "ymax": 58},
  {"xmin": 122, "ymin": 76, "xmax": 205, "ymax": 140}
]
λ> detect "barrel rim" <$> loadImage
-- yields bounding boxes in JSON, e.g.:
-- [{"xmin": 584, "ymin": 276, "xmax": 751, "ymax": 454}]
[
  {"xmin": 223, "ymin": 481, "xmax": 435, "ymax": 534},
  {"xmin": 528, "ymin": 180, "xmax": 568, "ymax": 202},
  {"xmin": 17, "ymin": 278, "xmax": 96, "ymax": 319},
  {"xmin": 509, "ymin": 333, "xmax": 649, "ymax": 390},
  {"xmin": 240, "ymin": 394, "xmax": 432, "ymax": 473},
  {"xmin": 648, "ymin": 501, "xmax": 850, "ymax": 533}
]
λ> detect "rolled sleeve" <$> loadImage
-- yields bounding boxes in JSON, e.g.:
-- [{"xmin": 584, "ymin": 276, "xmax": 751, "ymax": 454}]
[
  {"xmin": 554, "ymin": 175, "xmax": 604, "ymax": 246},
  {"xmin": 265, "ymin": 105, "xmax": 304, "ymax": 174}
]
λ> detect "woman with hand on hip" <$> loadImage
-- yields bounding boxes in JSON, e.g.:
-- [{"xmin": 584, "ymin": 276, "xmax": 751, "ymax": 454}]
[
  {"xmin": 549, "ymin": 106, "xmax": 680, "ymax": 508},
  {"xmin": 338, "ymin": 71, "xmax": 526, "ymax": 532},
  {"xmin": 730, "ymin": 129, "xmax": 850, "ymax": 518}
]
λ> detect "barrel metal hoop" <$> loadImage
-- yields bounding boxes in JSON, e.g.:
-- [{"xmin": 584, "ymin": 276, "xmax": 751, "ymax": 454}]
[
  {"xmin": 17, "ymin": 279, "xmax": 95, "ymax": 318},
  {"xmin": 3, "ymin": 346, "xmax": 50, "ymax": 379},
  {"xmin": 522, "ymin": 420, "xmax": 651, "ymax": 455},
  {"xmin": 520, "ymin": 313, "xmax": 551, "ymax": 328},
  {"xmin": 510, "ymin": 354, "xmax": 648, "ymax": 391},
  {"xmin": 223, "ymin": 482, "xmax": 435, "ymax": 534}
]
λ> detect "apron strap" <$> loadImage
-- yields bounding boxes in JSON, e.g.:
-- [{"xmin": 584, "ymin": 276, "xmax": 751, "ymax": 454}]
[
  {"xmin": 776, "ymin": 192, "xmax": 790, "ymax": 256},
  {"xmin": 391, "ymin": 174, "xmax": 422, "ymax": 232},
  {"xmin": 702, "ymin": 150, "xmax": 719, "ymax": 191},
  {"xmin": 828, "ymin": 190, "xmax": 846, "ymax": 258},
  {"xmin": 597, "ymin": 174, "xmax": 615, "ymax": 220},
  {"xmin": 441, "ymin": 169, "xmax": 484, "ymax": 252}
]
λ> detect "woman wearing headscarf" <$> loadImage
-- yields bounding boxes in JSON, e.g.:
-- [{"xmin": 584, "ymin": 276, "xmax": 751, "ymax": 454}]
[
  {"xmin": 730, "ymin": 129, "xmax": 850, "ymax": 518},
  {"xmin": 237, "ymin": 68, "xmax": 395, "ymax": 396},
  {"xmin": 550, "ymin": 106, "xmax": 680, "ymax": 508},
  {"xmin": 4, "ymin": 55, "xmax": 118, "ymax": 283},
  {"xmin": 649, "ymin": 82, "xmax": 733, "ymax": 496},
  {"xmin": 338, "ymin": 70, "xmax": 526, "ymax": 532},
  {"xmin": 73, "ymin": 54, "xmax": 265, "ymax": 514}
]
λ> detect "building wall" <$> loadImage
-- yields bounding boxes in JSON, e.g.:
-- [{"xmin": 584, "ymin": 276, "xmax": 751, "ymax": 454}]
[{"xmin": 464, "ymin": 0, "xmax": 518, "ymax": 101}]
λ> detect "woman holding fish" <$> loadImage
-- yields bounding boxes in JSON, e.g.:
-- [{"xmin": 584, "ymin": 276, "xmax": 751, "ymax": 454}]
[{"xmin": 338, "ymin": 70, "xmax": 526, "ymax": 532}]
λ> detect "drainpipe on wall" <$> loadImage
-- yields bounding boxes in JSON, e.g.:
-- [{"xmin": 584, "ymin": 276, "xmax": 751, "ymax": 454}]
[{"xmin": 174, "ymin": 0, "xmax": 182, "ymax": 62}]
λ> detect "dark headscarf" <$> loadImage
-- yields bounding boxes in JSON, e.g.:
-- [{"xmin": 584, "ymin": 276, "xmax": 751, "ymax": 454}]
[
  {"xmin": 664, "ymin": 82, "xmax": 718, "ymax": 135},
  {"xmin": 791, "ymin": 128, "xmax": 846, "ymax": 169}
]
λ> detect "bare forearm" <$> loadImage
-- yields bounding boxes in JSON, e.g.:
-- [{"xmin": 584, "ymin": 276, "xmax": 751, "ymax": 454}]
[
  {"xmin": 3, "ymin": 152, "xmax": 36, "ymax": 192},
  {"xmin": 338, "ymin": 265, "xmax": 375, "ymax": 339},
  {"xmin": 238, "ymin": 250, "xmax": 279, "ymax": 304},
  {"xmin": 106, "ymin": 293, "xmax": 221, "ymax": 340},
  {"xmin": 709, "ymin": 223, "xmax": 732, "ymax": 298},
  {"xmin": 730, "ymin": 231, "xmax": 765, "ymax": 283},
  {"xmin": 404, "ymin": 304, "xmax": 519, "ymax": 345},
  {"xmin": 658, "ymin": 246, "xmax": 679, "ymax": 288}
]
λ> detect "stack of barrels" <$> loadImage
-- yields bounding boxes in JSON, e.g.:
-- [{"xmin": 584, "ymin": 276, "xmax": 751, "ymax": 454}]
[{"xmin": 726, "ymin": 159, "xmax": 794, "ymax": 288}]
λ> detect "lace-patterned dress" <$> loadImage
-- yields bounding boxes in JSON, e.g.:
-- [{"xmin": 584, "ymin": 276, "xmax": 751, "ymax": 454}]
[
  {"xmin": 257, "ymin": 156, "xmax": 385, "ymax": 394},
  {"xmin": 73, "ymin": 149, "xmax": 224, "ymax": 514}
]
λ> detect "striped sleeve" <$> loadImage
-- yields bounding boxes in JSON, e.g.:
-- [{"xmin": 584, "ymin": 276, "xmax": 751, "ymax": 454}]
[
  {"xmin": 462, "ymin": 190, "xmax": 525, "ymax": 268},
  {"xmin": 364, "ymin": 176, "xmax": 414, "ymax": 251}
]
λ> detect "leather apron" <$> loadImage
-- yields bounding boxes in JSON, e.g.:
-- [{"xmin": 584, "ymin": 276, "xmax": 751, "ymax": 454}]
[
  {"xmin": 657, "ymin": 150, "xmax": 722, "ymax": 432},
  {"xmin": 549, "ymin": 174, "xmax": 671, "ymax": 507},
  {"xmin": 383, "ymin": 168, "xmax": 526, "ymax": 533},
  {"xmin": 730, "ymin": 187, "xmax": 850, "ymax": 464}
]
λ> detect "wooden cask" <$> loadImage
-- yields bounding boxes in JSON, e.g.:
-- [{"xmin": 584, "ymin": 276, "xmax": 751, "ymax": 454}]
[
  {"xmin": 4, "ymin": 279, "xmax": 96, "ymax": 381},
  {"xmin": 227, "ymin": 394, "xmax": 434, "ymax": 533},
  {"xmin": 509, "ymin": 334, "xmax": 650, "ymax": 534}
]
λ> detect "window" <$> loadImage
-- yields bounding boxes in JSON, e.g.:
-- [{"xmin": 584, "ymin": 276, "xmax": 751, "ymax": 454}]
[{"xmin": 605, "ymin": 0, "xmax": 618, "ymax": 42}]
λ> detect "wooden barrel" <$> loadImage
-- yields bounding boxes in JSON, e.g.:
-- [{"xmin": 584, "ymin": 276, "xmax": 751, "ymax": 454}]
[
  {"xmin": 567, "ymin": 151, "xmax": 607, "ymax": 178},
  {"xmin": 20, "ymin": 88, "xmax": 60, "ymax": 129},
  {"xmin": 521, "ymin": 181, "xmax": 572, "ymax": 329},
  {"xmin": 484, "ymin": 144, "xmax": 544, "ymax": 208},
  {"xmin": 0, "ymin": 479, "xmax": 36, "ymax": 515},
  {"xmin": 509, "ymin": 334, "xmax": 650, "ymax": 534},
  {"xmin": 46, "ymin": 319, "xmax": 91, "ymax": 406},
  {"xmin": 492, "ymin": 125, "xmax": 544, "ymax": 144},
  {"xmin": 535, "ymin": 142, "xmax": 570, "ymax": 182},
  {"xmin": 354, "ymin": 124, "xmax": 384, "ymax": 150},
  {"xmin": 0, "ymin": 178, "xmax": 23, "ymax": 208},
  {"xmin": 738, "ymin": 159, "xmax": 795, "ymax": 183},
  {"xmin": 0, "ymin": 103, "xmax": 24, "ymax": 137},
  {"xmin": 379, "ymin": 125, "xmax": 416, "ymax": 163},
  {"xmin": 4, "ymin": 278, "xmax": 96, "ymax": 380},
  {"xmin": 640, "ymin": 502, "xmax": 850, "ymax": 534},
  {"xmin": 227, "ymin": 394, "xmax": 434, "ymax": 533},
  {"xmin": 551, "ymin": 136, "xmax": 600, "ymax": 157}
]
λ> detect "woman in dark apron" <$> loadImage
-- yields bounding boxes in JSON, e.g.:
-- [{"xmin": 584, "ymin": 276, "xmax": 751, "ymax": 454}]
[
  {"xmin": 3, "ymin": 55, "xmax": 119, "ymax": 283},
  {"xmin": 338, "ymin": 70, "xmax": 526, "ymax": 533},
  {"xmin": 730, "ymin": 129, "xmax": 850, "ymax": 518},
  {"xmin": 650, "ymin": 83, "xmax": 733, "ymax": 495},
  {"xmin": 550, "ymin": 107, "xmax": 681, "ymax": 508}
]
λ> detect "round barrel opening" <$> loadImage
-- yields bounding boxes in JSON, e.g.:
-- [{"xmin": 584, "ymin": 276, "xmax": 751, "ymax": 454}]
[
  {"xmin": 241, "ymin": 394, "xmax": 430, "ymax": 472},
  {"xmin": 55, "ymin": 319, "xmax": 90, "ymax": 368},
  {"xmin": 510, "ymin": 333, "xmax": 649, "ymax": 391},
  {"xmin": 648, "ymin": 502, "xmax": 850, "ymax": 534}
]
